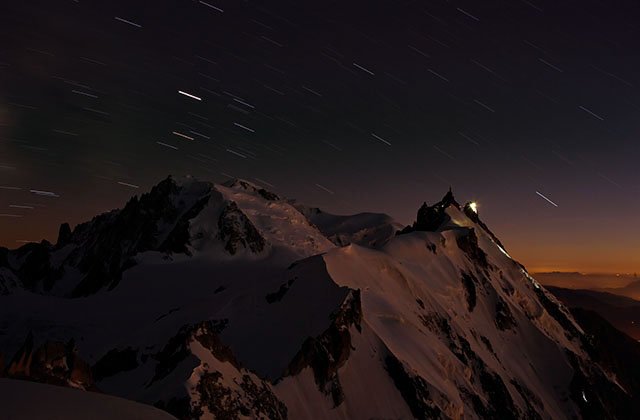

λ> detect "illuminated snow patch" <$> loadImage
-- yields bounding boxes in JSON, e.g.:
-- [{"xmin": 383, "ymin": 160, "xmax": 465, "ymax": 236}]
[
  {"xmin": 497, "ymin": 244, "xmax": 511, "ymax": 258},
  {"xmin": 522, "ymin": 270, "xmax": 541, "ymax": 289}
]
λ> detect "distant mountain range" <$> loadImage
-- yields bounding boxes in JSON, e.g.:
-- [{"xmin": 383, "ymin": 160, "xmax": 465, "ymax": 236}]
[
  {"xmin": 533, "ymin": 272, "xmax": 638, "ymax": 292},
  {"xmin": 596, "ymin": 280, "xmax": 640, "ymax": 302},
  {"xmin": 547, "ymin": 287, "xmax": 640, "ymax": 340},
  {"xmin": 1, "ymin": 176, "xmax": 638, "ymax": 419}
]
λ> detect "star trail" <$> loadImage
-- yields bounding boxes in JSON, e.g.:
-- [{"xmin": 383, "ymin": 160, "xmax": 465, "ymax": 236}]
[{"xmin": 1, "ymin": 0, "xmax": 640, "ymax": 273}]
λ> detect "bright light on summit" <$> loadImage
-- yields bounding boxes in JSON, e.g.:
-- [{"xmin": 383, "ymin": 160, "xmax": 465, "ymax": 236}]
[{"xmin": 469, "ymin": 202, "xmax": 478, "ymax": 213}]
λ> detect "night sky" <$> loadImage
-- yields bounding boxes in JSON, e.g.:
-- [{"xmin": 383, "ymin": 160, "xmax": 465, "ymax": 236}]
[{"xmin": 1, "ymin": 0, "xmax": 639, "ymax": 273}]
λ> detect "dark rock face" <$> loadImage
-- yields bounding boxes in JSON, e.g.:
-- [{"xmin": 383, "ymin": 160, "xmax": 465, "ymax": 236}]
[
  {"xmin": 5, "ymin": 333, "xmax": 94, "ymax": 390},
  {"xmin": 72, "ymin": 176, "xmax": 202, "ymax": 296},
  {"xmin": 224, "ymin": 179, "xmax": 280, "ymax": 202},
  {"xmin": 17, "ymin": 242, "xmax": 61, "ymax": 292},
  {"xmin": 420, "ymin": 311, "xmax": 520, "ymax": 418},
  {"xmin": 0, "ymin": 176, "xmax": 214, "ymax": 297},
  {"xmin": 456, "ymin": 337, "xmax": 520, "ymax": 419},
  {"xmin": 158, "ymin": 195, "xmax": 210, "ymax": 256},
  {"xmin": 420, "ymin": 312, "xmax": 452, "ymax": 340},
  {"xmin": 509, "ymin": 379, "xmax": 544, "ymax": 419},
  {"xmin": 265, "ymin": 278, "xmax": 296, "ymax": 304},
  {"xmin": 463, "ymin": 202, "xmax": 508, "ymax": 251},
  {"xmin": 461, "ymin": 272, "xmax": 477, "ymax": 312},
  {"xmin": 149, "ymin": 320, "xmax": 231, "ymax": 386},
  {"xmin": 257, "ymin": 189, "xmax": 280, "ymax": 201},
  {"xmin": 148, "ymin": 319, "xmax": 287, "ymax": 420},
  {"xmin": 154, "ymin": 307, "xmax": 181, "ymax": 322},
  {"xmin": 93, "ymin": 347, "xmax": 139, "ymax": 381},
  {"xmin": 494, "ymin": 298, "xmax": 516, "ymax": 331},
  {"xmin": 480, "ymin": 336, "xmax": 496, "ymax": 358},
  {"xmin": 0, "ymin": 271, "xmax": 17, "ymax": 295},
  {"xmin": 56, "ymin": 223, "xmax": 72, "ymax": 248},
  {"xmin": 194, "ymin": 371, "xmax": 235, "ymax": 418},
  {"xmin": 474, "ymin": 370, "xmax": 519, "ymax": 420},
  {"xmin": 462, "ymin": 202, "xmax": 479, "ymax": 223},
  {"xmin": 456, "ymin": 228, "xmax": 490, "ymax": 270},
  {"xmin": 195, "ymin": 372, "xmax": 287, "ymax": 420},
  {"xmin": 284, "ymin": 290, "xmax": 362, "ymax": 407},
  {"xmin": 400, "ymin": 189, "xmax": 460, "ymax": 234},
  {"xmin": 217, "ymin": 202, "xmax": 266, "ymax": 255},
  {"xmin": 191, "ymin": 320, "xmax": 237, "ymax": 368},
  {"xmin": 385, "ymin": 354, "xmax": 443, "ymax": 419},
  {"xmin": 497, "ymin": 271, "xmax": 516, "ymax": 296}
]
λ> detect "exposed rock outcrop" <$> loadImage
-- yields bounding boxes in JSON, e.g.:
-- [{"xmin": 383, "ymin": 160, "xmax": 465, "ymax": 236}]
[
  {"xmin": 93, "ymin": 347, "xmax": 139, "ymax": 382},
  {"xmin": 5, "ymin": 333, "xmax": 94, "ymax": 390},
  {"xmin": 148, "ymin": 319, "xmax": 287, "ymax": 420},
  {"xmin": 217, "ymin": 201, "xmax": 266, "ymax": 255},
  {"xmin": 284, "ymin": 290, "xmax": 362, "ymax": 407},
  {"xmin": 399, "ymin": 188, "xmax": 460, "ymax": 234},
  {"xmin": 56, "ymin": 223, "xmax": 72, "ymax": 248}
]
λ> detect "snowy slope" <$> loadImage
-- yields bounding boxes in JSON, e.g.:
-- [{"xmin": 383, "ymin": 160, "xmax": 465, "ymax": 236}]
[
  {"xmin": 292, "ymin": 203, "xmax": 402, "ymax": 248},
  {"xmin": 286, "ymin": 210, "xmax": 578, "ymax": 418},
  {"xmin": 0, "ymin": 378, "xmax": 176, "ymax": 420},
  {"xmin": 0, "ymin": 177, "xmax": 637, "ymax": 419}
]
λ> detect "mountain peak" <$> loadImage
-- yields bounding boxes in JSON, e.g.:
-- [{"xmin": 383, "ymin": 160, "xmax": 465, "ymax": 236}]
[
  {"xmin": 222, "ymin": 178, "xmax": 280, "ymax": 201},
  {"xmin": 2, "ymin": 177, "xmax": 638, "ymax": 419},
  {"xmin": 400, "ymin": 188, "xmax": 461, "ymax": 233},
  {"xmin": 399, "ymin": 191, "xmax": 510, "ymax": 253},
  {"xmin": 222, "ymin": 178, "xmax": 260, "ymax": 189},
  {"xmin": 442, "ymin": 186, "xmax": 457, "ymax": 207}
]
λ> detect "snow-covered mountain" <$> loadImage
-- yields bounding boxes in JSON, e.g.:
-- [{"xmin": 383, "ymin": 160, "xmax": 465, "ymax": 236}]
[{"xmin": 0, "ymin": 176, "xmax": 637, "ymax": 419}]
